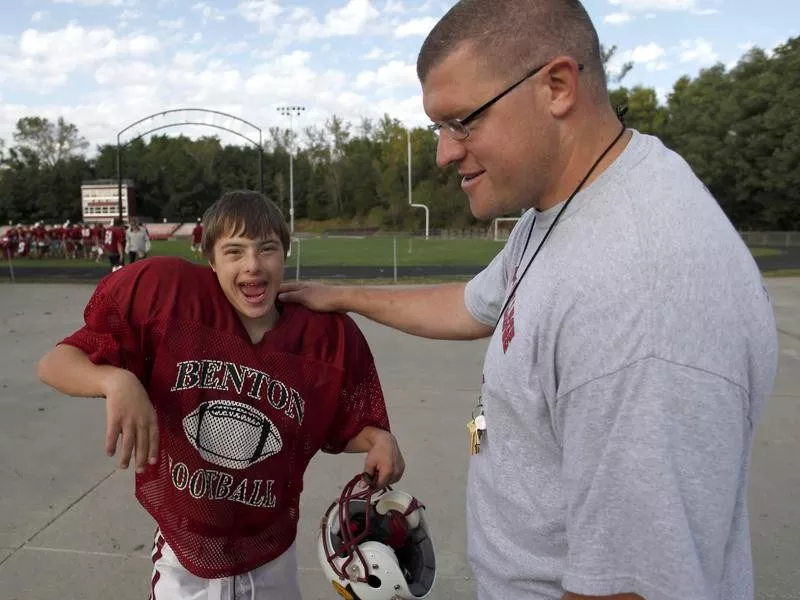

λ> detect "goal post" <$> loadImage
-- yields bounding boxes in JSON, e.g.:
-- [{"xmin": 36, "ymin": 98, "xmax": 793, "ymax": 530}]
[{"xmin": 493, "ymin": 217, "xmax": 521, "ymax": 242}]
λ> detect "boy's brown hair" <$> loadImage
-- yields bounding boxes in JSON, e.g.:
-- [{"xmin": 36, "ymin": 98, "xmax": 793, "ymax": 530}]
[{"xmin": 201, "ymin": 190, "xmax": 290, "ymax": 259}]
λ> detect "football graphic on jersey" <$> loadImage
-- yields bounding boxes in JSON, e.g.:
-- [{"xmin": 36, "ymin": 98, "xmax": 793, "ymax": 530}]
[{"xmin": 182, "ymin": 400, "xmax": 283, "ymax": 470}]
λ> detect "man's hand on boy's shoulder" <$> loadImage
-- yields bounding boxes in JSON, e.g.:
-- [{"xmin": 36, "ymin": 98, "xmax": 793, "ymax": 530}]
[
  {"xmin": 278, "ymin": 281, "xmax": 347, "ymax": 313},
  {"xmin": 102, "ymin": 369, "xmax": 159, "ymax": 474},
  {"xmin": 345, "ymin": 426, "xmax": 405, "ymax": 488}
]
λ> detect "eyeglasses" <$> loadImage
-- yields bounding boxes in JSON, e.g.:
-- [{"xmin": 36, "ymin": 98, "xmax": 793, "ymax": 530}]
[{"xmin": 428, "ymin": 60, "xmax": 584, "ymax": 141}]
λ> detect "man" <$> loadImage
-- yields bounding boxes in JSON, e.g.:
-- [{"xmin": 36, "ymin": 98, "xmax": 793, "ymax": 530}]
[
  {"xmin": 278, "ymin": 1, "xmax": 778, "ymax": 599},
  {"xmin": 124, "ymin": 219, "xmax": 151, "ymax": 264},
  {"xmin": 37, "ymin": 190, "xmax": 404, "ymax": 599}
]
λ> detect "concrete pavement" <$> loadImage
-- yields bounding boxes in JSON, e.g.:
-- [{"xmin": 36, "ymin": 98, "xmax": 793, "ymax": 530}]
[{"xmin": 0, "ymin": 281, "xmax": 798, "ymax": 599}]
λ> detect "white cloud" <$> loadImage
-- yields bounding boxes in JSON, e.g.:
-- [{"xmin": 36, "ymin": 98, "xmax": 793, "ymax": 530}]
[
  {"xmin": 0, "ymin": 2, "xmax": 457, "ymax": 149},
  {"xmin": 127, "ymin": 35, "xmax": 159, "ymax": 55},
  {"xmin": 355, "ymin": 60, "xmax": 416, "ymax": 89},
  {"xmin": 603, "ymin": 12, "xmax": 633, "ymax": 25},
  {"xmin": 277, "ymin": 49, "xmax": 312, "ymax": 70},
  {"xmin": 394, "ymin": 16, "xmax": 437, "ymax": 37},
  {"xmin": 53, "ymin": 0, "xmax": 126, "ymax": 5},
  {"xmin": 220, "ymin": 42, "xmax": 249, "ymax": 55},
  {"xmin": 31, "ymin": 11, "xmax": 47, "ymax": 22},
  {"xmin": 0, "ymin": 24, "xmax": 159, "ymax": 93},
  {"xmin": 245, "ymin": 51, "xmax": 317, "ymax": 96},
  {"xmin": 646, "ymin": 61, "xmax": 669, "ymax": 72},
  {"xmin": 237, "ymin": 0, "xmax": 283, "ymax": 31},
  {"xmin": 383, "ymin": 0, "xmax": 406, "ymax": 13},
  {"xmin": 629, "ymin": 43, "xmax": 665, "ymax": 63},
  {"xmin": 193, "ymin": 1, "xmax": 227, "ymax": 25},
  {"xmin": 338, "ymin": 91, "xmax": 367, "ymax": 106},
  {"xmin": 678, "ymin": 38, "xmax": 719, "ymax": 65},
  {"xmin": 374, "ymin": 94, "xmax": 423, "ymax": 126},
  {"xmin": 18, "ymin": 23, "xmax": 159, "ymax": 60},
  {"xmin": 158, "ymin": 17, "xmax": 184, "ymax": 29},
  {"xmin": 120, "ymin": 9, "xmax": 141, "ymax": 21},
  {"xmin": 0, "ymin": 48, "xmax": 432, "ymax": 152},
  {"xmin": 606, "ymin": 42, "xmax": 667, "ymax": 78},
  {"xmin": 609, "ymin": 0, "xmax": 718, "ymax": 16},
  {"xmin": 317, "ymin": 0, "xmax": 381, "ymax": 37},
  {"xmin": 243, "ymin": 0, "xmax": 380, "ymax": 40},
  {"xmin": 609, "ymin": 0, "xmax": 694, "ymax": 10},
  {"xmin": 172, "ymin": 51, "xmax": 202, "ymax": 69},
  {"xmin": 363, "ymin": 47, "xmax": 385, "ymax": 60}
]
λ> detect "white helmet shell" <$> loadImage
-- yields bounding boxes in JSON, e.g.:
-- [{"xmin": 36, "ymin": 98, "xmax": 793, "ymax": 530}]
[{"xmin": 318, "ymin": 474, "xmax": 436, "ymax": 600}]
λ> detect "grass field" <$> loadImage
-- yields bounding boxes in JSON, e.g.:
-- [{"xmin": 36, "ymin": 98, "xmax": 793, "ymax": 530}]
[
  {"xmin": 2, "ymin": 238, "xmax": 783, "ymax": 269},
  {"xmin": 6, "ymin": 237, "xmax": 508, "ymax": 268}
]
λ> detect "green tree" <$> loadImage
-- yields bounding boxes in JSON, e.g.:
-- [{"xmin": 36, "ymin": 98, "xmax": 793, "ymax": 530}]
[{"xmin": 12, "ymin": 116, "xmax": 89, "ymax": 168}]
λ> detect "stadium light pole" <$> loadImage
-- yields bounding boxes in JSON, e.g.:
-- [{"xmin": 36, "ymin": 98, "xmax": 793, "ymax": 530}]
[
  {"xmin": 116, "ymin": 133, "xmax": 123, "ymax": 224},
  {"xmin": 407, "ymin": 128, "xmax": 429, "ymax": 239},
  {"xmin": 277, "ymin": 105, "xmax": 306, "ymax": 235}
]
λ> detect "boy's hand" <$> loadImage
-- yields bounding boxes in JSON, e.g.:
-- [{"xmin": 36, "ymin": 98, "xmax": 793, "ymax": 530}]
[
  {"xmin": 102, "ymin": 369, "xmax": 158, "ymax": 474},
  {"xmin": 363, "ymin": 430, "xmax": 405, "ymax": 488}
]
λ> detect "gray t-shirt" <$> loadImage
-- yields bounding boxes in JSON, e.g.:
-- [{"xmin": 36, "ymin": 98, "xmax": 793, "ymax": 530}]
[{"xmin": 464, "ymin": 130, "xmax": 778, "ymax": 600}]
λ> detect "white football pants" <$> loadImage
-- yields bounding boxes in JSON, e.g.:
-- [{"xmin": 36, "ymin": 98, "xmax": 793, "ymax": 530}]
[{"xmin": 148, "ymin": 529, "xmax": 302, "ymax": 600}]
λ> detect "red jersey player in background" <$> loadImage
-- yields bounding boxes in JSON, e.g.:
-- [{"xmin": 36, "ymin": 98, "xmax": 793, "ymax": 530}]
[
  {"xmin": 103, "ymin": 217, "xmax": 126, "ymax": 271},
  {"xmin": 191, "ymin": 218, "xmax": 203, "ymax": 258},
  {"xmin": 36, "ymin": 190, "xmax": 404, "ymax": 599}
]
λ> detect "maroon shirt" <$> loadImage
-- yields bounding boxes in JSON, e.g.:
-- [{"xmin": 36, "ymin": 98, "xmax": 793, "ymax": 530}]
[{"xmin": 60, "ymin": 257, "xmax": 389, "ymax": 578}]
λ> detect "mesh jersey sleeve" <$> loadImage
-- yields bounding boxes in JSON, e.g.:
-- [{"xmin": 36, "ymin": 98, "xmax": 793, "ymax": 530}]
[
  {"xmin": 59, "ymin": 275, "xmax": 147, "ymax": 380},
  {"xmin": 322, "ymin": 316, "xmax": 390, "ymax": 454}
]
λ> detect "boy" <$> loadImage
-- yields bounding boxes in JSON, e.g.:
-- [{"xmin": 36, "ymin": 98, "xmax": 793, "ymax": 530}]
[{"xmin": 37, "ymin": 190, "xmax": 404, "ymax": 599}]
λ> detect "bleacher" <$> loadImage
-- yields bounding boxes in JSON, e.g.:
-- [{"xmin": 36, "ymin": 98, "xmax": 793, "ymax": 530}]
[
  {"xmin": 144, "ymin": 223, "xmax": 182, "ymax": 240},
  {"xmin": 171, "ymin": 223, "xmax": 197, "ymax": 238}
]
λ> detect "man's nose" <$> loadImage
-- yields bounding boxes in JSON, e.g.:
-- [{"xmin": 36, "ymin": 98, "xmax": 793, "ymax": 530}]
[{"xmin": 435, "ymin": 133, "xmax": 468, "ymax": 169}]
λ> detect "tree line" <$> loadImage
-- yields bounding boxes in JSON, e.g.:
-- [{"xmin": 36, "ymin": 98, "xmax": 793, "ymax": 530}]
[{"xmin": 1, "ymin": 37, "xmax": 798, "ymax": 232}]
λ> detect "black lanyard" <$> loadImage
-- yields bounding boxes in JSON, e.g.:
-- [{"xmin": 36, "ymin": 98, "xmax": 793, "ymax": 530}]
[{"xmin": 494, "ymin": 126, "xmax": 627, "ymax": 328}]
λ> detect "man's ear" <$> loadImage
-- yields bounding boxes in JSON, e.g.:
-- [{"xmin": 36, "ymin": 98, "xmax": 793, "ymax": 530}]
[
  {"xmin": 543, "ymin": 56, "xmax": 582, "ymax": 119},
  {"xmin": 208, "ymin": 259, "xmax": 215, "ymax": 272}
]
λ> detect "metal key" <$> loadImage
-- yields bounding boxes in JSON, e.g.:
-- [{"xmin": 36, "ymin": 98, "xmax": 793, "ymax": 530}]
[{"xmin": 468, "ymin": 419, "xmax": 480, "ymax": 455}]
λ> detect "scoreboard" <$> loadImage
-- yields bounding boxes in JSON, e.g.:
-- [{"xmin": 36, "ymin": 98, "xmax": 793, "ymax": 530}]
[{"xmin": 81, "ymin": 179, "xmax": 136, "ymax": 224}]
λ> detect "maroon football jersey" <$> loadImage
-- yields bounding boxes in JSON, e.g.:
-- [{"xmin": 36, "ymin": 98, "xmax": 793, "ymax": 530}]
[
  {"xmin": 60, "ymin": 256, "xmax": 390, "ymax": 578},
  {"xmin": 103, "ymin": 226, "xmax": 124, "ymax": 253}
]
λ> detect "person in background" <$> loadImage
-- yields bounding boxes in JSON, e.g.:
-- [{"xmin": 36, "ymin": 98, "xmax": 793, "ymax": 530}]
[
  {"xmin": 103, "ymin": 218, "xmax": 125, "ymax": 272},
  {"xmin": 125, "ymin": 220, "xmax": 151, "ymax": 264},
  {"xmin": 191, "ymin": 218, "xmax": 203, "ymax": 258}
]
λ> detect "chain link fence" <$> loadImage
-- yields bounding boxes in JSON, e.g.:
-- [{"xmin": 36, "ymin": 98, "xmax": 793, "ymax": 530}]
[{"xmin": 739, "ymin": 231, "xmax": 800, "ymax": 247}]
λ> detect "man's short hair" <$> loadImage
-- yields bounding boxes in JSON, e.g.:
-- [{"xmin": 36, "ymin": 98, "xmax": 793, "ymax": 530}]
[
  {"xmin": 201, "ymin": 190, "xmax": 290, "ymax": 258},
  {"xmin": 417, "ymin": 0, "xmax": 607, "ymax": 100}
]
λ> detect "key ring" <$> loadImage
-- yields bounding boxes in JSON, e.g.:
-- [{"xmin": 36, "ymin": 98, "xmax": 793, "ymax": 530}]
[{"xmin": 472, "ymin": 398, "xmax": 484, "ymax": 420}]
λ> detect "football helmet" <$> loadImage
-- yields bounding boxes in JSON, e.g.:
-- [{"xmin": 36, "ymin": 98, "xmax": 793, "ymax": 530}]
[{"xmin": 318, "ymin": 473, "xmax": 436, "ymax": 600}]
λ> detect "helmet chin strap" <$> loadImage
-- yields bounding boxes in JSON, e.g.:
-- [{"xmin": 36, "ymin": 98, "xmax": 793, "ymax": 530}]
[{"xmin": 335, "ymin": 473, "xmax": 378, "ymax": 583}]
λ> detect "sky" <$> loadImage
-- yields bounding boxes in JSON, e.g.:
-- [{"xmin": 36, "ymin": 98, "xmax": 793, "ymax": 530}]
[{"xmin": 0, "ymin": 0, "xmax": 796, "ymax": 152}]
